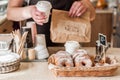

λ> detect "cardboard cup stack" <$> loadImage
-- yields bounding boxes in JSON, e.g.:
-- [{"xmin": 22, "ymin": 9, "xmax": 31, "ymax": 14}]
[
  {"xmin": 35, "ymin": 34, "xmax": 49, "ymax": 59},
  {"xmin": 28, "ymin": 48, "xmax": 36, "ymax": 60}
]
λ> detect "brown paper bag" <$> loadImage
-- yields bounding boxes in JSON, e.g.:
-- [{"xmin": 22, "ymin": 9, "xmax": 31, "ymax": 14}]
[{"xmin": 50, "ymin": 9, "xmax": 91, "ymax": 43}]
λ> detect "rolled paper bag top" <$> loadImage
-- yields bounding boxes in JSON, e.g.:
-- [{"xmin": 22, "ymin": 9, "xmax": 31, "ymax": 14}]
[
  {"xmin": 36, "ymin": 1, "xmax": 52, "ymax": 23},
  {"xmin": 64, "ymin": 41, "xmax": 80, "ymax": 54}
]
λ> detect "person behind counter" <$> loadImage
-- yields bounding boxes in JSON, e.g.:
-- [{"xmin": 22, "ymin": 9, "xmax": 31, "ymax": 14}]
[{"xmin": 7, "ymin": 0, "xmax": 95, "ymax": 46}]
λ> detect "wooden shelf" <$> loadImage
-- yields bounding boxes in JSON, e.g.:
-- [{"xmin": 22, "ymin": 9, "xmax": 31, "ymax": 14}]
[{"xmin": 0, "ymin": 20, "xmax": 13, "ymax": 33}]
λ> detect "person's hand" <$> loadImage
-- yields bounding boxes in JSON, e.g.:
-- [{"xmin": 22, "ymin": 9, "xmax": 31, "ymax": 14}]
[
  {"xmin": 69, "ymin": 1, "xmax": 87, "ymax": 17},
  {"xmin": 31, "ymin": 6, "xmax": 46, "ymax": 25}
]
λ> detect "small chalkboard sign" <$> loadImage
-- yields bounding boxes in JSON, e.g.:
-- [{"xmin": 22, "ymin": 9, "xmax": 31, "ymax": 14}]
[{"xmin": 99, "ymin": 33, "xmax": 107, "ymax": 46}]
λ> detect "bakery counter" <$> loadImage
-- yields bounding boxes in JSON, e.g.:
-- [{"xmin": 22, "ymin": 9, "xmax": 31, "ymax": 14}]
[
  {"xmin": 96, "ymin": 9, "xmax": 113, "ymax": 14},
  {"xmin": 0, "ymin": 47, "xmax": 120, "ymax": 80}
]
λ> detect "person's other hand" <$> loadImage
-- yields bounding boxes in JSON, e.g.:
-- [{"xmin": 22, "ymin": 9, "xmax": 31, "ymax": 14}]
[
  {"xmin": 69, "ymin": 1, "xmax": 87, "ymax": 17},
  {"xmin": 31, "ymin": 6, "xmax": 46, "ymax": 25}
]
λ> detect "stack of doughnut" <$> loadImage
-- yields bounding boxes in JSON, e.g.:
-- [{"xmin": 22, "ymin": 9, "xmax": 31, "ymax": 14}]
[
  {"xmin": 48, "ymin": 49, "xmax": 117, "ymax": 68},
  {"xmin": 48, "ymin": 51, "xmax": 74, "ymax": 67},
  {"xmin": 72, "ymin": 49, "xmax": 92, "ymax": 67},
  {"xmin": 48, "ymin": 49, "xmax": 93, "ymax": 67}
]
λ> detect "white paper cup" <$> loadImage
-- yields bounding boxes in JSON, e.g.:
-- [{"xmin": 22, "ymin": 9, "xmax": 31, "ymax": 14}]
[
  {"xmin": 35, "ymin": 34, "xmax": 46, "ymax": 47},
  {"xmin": 64, "ymin": 41, "xmax": 80, "ymax": 54},
  {"xmin": 35, "ymin": 48, "xmax": 49, "ymax": 59},
  {"xmin": 36, "ymin": 1, "xmax": 52, "ymax": 23},
  {"xmin": 34, "ymin": 45, "xmax": 46, "ymax": 51}
]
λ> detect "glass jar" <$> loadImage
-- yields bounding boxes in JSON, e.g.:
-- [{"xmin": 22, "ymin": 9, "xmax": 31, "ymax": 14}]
[
  {"xmin": 0, "ymin": 0, "xmax": 8, "ymax": 15},
  {"xmin": 96, "ymin": 0, "xmax": 108, "ymax": 9}
]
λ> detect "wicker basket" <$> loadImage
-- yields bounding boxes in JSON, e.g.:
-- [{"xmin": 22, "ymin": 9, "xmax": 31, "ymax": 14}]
[
  {"xmin": 49, "ymin": 64, "xmax": 118, "ymax": 77},
  {"xmin": 48, "ymin": 56, "xmax": 119, "ymax": 77},
  {"xmin": 0, "ymin": 61, "xmax": 20, "ymax": 74},
  {"xmin": 0, "ymin": 58, "xmax": 20, "ymax": 67},
  {"xmin": 0, "ymin": 52, "xmax": 21, "ymax": 74}
]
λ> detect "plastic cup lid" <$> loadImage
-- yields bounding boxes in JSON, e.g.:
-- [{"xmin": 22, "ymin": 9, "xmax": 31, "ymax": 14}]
[{"xmin": 36, "ymin": 1, "xmax": 52, "ymax": 9}]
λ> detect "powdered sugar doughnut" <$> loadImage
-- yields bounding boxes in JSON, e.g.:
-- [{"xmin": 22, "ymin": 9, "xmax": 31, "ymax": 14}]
[
  {"xmin": 107, "ymin": 56, "xmax": 117, "ymax": 64},
  {"xmin": 54, "ymin": 51, "xmax": 74, "ymax": 67},
  {"xmin": 95, "ymin": 63, "xmax": 110, "ymax": 67},
  {"xmin": 72, "ymin": 49, "xmax": 92, "ymax": 67},
  {"xmin": 72, "ymin": 49, "xmax": 87, "ymax": 59},
  {"xmin": 74, "ymin": 56, "xmax": 92, "ymax": 67}
]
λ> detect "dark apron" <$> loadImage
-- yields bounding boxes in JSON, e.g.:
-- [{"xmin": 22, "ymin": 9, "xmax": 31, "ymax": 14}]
[{"xmin": 28, "ymin": 0, "xmax": 74, "ymax": 46}]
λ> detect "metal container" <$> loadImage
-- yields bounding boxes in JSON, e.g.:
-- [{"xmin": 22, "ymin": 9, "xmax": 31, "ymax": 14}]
[
  {"xmin": 0, "ymin": 0, "xmax": 8, "ymax": 15},
  {"xmin": 0, "ymin": 34, "xmax": 13, "ymax": 50},
  {"xmin": 21, "ymin": 27, "xmax": 33, "ymax": 48}
]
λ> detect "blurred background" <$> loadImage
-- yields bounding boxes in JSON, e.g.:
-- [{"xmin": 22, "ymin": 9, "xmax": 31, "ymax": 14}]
[{"xmin": 1, "ymin": 0, "xmax": 120, "ymax": 47}]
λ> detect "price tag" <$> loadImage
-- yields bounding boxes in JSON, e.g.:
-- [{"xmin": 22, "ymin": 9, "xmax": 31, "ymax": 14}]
[{"xmin": 99, "ymin": 33, "xmax": 107, "ymax": 46}]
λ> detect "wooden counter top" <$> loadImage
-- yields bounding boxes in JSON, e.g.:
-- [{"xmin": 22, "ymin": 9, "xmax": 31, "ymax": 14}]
[
  {"xmin": 0, "ymin": 47, "xmax": 120, "ymax": 80},
  {"xmin": 96, "ymin": 9, "xmax": 113, "ymax": 14}
]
